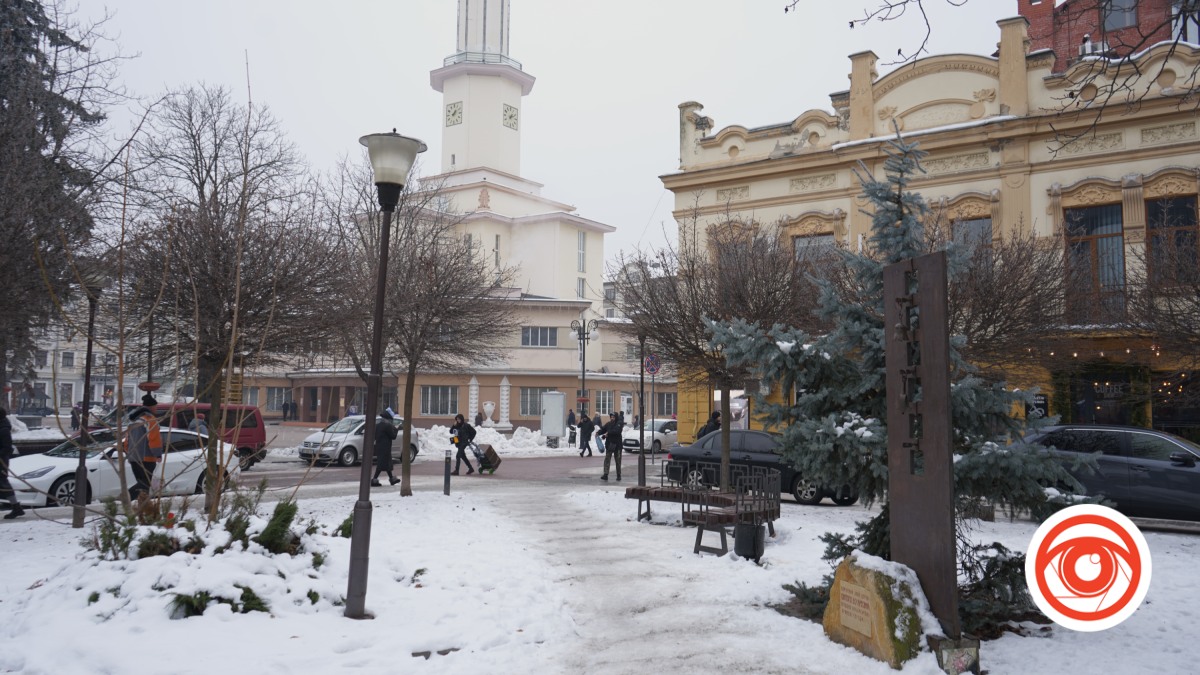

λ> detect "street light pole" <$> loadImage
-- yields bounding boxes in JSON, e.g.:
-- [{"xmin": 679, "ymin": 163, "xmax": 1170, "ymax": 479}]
[
  {"xmin": 345, "ymin": 131, "xmax": 426, "ymax": 620},
  {"xmin": 570, "ymin": 319, "xmax": 599, "ymax": 417},
  {"xmin": 638, "ymin": 333, "xmax": 646, "ymax": 487},
  {"xmin": 73, "ymin": 276, "xmax": 103, "ymax": 528}
]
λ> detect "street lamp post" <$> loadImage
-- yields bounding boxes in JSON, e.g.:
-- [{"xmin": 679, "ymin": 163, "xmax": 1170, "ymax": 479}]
[
  {"xmin": 570, "ymin": 319, "xmax": 599, "ymax": 417},
  {"xmin": 345, "ymin": 130, "xmax": 426, "ymax": 620},
  {"xmin": 637, "ymin": 333, "xmax": 646, "ymax": 487},
  {"xmin": 73, "ymin": 274, "xmax": 104, "ymax": 528}
]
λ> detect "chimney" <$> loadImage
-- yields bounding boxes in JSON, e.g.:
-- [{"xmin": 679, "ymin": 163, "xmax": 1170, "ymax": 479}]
[
  {"xmin": 1018, "ymin": 0, "xmax": 1055, "ymax": 54},
  {"xmin": 848, "ymin": 51, "xmax": 878, "ymax": 141},
  {"xmin": 998, "ymin": 16, "xmax": 1030, "ymax": 117}
]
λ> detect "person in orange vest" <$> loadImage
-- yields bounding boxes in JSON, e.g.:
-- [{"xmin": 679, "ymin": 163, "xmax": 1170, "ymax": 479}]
[{"xmin": 127, "ymin": 394, "xmax": 164, "ymax": 499}]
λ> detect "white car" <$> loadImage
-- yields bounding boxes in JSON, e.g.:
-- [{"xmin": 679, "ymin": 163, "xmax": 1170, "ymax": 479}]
[
  {"xmin": 7, "ymin": 428, "xmax": 241, "ymax": 507},
  {"xmin": 622, "ymin": 418, "xmax": 679, "ymax": 453},
  {"xmin": 298, "ymin": 415, "xmax": 421, "ymax": 467}
]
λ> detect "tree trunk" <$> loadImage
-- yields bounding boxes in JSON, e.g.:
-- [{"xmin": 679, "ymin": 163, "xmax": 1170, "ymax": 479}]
[
  {"xmin": 720, "ymin": 381, "xmax": 732, "ymax": 493},
  {"xmin": 198, "ymin": 355, "xmax": 224, "ymax": 517},
  {"xmin": 400, "ymin": 364, "xmax": 418, "ymax": 497}
]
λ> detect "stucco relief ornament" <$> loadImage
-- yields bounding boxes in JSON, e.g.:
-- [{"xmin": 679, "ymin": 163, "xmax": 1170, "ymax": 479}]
[
  {"xmin": 478, "ymin": 187, "xmax": 491, "ymax": 210},
  {"xmin": 973, "ymin": 88, "xmax": 996, "ymax": 102},
  {"xmin": 877, "ymin": 106, "xmax": 898, "ymax": 121}
]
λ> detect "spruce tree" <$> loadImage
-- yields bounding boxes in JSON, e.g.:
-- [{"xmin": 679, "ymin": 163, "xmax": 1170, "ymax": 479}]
[
  {"xmin": 0, "ymin": 0, "xmax": 106, "ymax": 395},
  {"xmin": 709, "ymin": 134, "xmax": 1080, "ymax": 634}
]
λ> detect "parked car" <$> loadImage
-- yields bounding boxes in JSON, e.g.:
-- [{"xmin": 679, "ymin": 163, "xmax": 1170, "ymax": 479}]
[
  {"xmin": 97, "ymin": 403, "xmax": 268, "ymax": 468},
  {"xmin": 298, "ymin": 415, "xmax": 420, "ymax": 467},
  {"xmin": 15, "ymin": 405, "xmax": 56, "ymax": 417},
  {"xmin": 623, "ymin": 418, "xmax": 678, "ymax": 453},
  {"xmin": 666, "ymin": 429, "xmax": 858, "ymax": 506},
  {"xmin": 6, "ymin": 428, "xmax": 241, "ymax": 507},
  {"xmin": 1025, "ymin": 424, "xmax": 1200, "ymax": 521}
]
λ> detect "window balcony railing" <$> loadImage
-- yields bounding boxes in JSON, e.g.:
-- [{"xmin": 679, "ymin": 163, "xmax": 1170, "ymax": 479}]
[{"xmin": 444, "ymin": 51, "xmax": 523, "ymax": 70}]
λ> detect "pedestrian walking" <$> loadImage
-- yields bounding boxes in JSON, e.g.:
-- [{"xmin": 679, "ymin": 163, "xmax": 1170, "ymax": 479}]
[
  {"xmin": 598, "ymin": 411, "xmax": 624, "ymax": 481},
  {"xmin": 1, "ymin": 408, "xmax": 25, "ymax": 519},
  {"xmin": 592, "ymin": 412, "xmax": 602, "ymax": 448},
  {"xmin": 289, "ymin": 400, "xmax": 298, "ymax": 421},
  {"xmin": 371, "ymin": 408, "xmax": 400, "ymax": 486},
  {"xmin": 566, "ymin": 408, "xmax": 576, "ymax": 428},
  {"xmin": 474, "ymin": 410, "xmax": 484, "ymax": 427},
  {"xmin": 698, "ymin": 410, "xmax": 721, "ymax": 438},
  {"xmin": 127, "ymin": 394, "xmax": 164, "ymax": 500},
  {"xmin": 188, "ymin": 413, "xmax": 208, "ymax": 436},
  {"xmin": 70, "ymin": 406, "xmax": 80, "ymax": 431},
  {"xmin": 450, "ymin": 413, "xmax": 477, "ymax": 475},
  {"xmin": 577, "ymin": 413, "xmax": 594, "ymax": 457}
]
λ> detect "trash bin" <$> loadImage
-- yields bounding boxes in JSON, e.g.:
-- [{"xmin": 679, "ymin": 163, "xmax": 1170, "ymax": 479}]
[{"xmin": 734, "ymin": 523, "xmax": 765, "ymax": 561}]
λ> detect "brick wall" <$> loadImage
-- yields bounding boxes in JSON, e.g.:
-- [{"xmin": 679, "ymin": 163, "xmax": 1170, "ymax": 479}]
[{"xmin": 1018, "ymin": 0, "xmax": 1178, "ymax": 72}]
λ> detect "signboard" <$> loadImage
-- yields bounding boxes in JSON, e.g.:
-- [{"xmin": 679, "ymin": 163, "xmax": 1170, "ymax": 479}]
[
  {"xmin": 1025, "ymin": 393, "xmax": 1048, "ymax": 419},
  {"xmin": 839, "ymin": 582, "xmax": 874, "ymax": 637},
  {"xmin": 644, "ymin": 354, "xmax": 661, "ymax": 375}
]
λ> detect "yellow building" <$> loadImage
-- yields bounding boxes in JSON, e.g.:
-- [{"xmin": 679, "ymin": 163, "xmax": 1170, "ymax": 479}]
[{"xmin": 661, "ymin": 11, "xmax": 1200, "ymax": 442}]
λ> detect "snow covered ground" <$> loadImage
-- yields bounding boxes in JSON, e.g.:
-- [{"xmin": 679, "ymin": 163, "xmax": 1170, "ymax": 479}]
[{"xmin": 1, "ymin": 474, "xmax": 1196, "ymax": 674}]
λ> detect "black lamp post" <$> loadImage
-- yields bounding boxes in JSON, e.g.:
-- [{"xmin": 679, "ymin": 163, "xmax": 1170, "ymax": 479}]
[
  {"xmin": 344, "ymin": 131, "xmax": 426, "ymax": 620},
  {"xmin": 570, "ymin": 319, "xmax": 599, "ymax": 416},
  {"xmin": 73, "ymin": 273, "xmax": 104, "ymax": 528},
  {"xmin": 637, "ymin": 333, "xmax": 646, "ymax": 487}
]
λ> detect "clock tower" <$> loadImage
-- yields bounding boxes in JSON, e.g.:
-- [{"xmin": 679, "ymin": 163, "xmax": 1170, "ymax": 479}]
[{"xmin": 430, "ymin": 0, "xmax": 535, "ymax": 176}]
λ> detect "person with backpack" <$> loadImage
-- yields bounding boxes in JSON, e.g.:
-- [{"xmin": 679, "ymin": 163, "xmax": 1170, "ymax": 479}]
[
  {"xmin": 450, "ymin": 413, "xmax": 476, "ymax": 475},
  {"xmin": 599, "ymin": 411, "xmax": 625, "ymax": 481},
  {"xmin": 698, "ymin": 410, "xmax": 721, "ymax": 438},
  {"xmin": 127, "ymin": 394, "xmax": 164, "ymax": 499}
]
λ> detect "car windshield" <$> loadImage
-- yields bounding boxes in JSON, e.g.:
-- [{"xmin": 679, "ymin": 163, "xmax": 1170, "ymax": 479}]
[
  {"xmin": 322, "ymin": 417, "xmax": 362, "ymax": 434},
  {"xmin": 44, "ymin": 431, "xmax": 115, "ymax": 459},
  {"xmin": 640, "ymin": 420, "xmax": 667, "ymax": 431}
]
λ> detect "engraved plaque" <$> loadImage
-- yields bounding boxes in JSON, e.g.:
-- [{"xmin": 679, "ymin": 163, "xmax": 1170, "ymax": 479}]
[{"xmin": 840, "ymin": 582, "xmax": 874, "ymax": 637}]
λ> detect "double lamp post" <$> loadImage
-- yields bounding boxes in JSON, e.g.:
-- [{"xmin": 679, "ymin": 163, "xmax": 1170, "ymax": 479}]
[
  {"xmin": 344, "ymin": 130, "xmax": 427, "ymax": 620},
  {"xmin": 569, "ymin": 319, "xmax": 599, "ymax": 417}
]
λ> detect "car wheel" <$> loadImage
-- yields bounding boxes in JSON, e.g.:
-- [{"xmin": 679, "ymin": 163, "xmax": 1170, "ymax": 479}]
[
  {"xmin": 49, "ymin": 475, "xmax": 88, "ymax": 506},
  {"xmin": 409, "ymin": 444, "xmax": 419, "ymax": 462},
  {"xmin": 792, "ymin": 477, "xmax": 823, "ymax": 505},
  {"xmin": 195, "ymin": 471, "xmax": 233, "ymax": 495},
  {"xmin": 832, "ymin": 486, "xmax": 859, "ymax": 507},
  {"xmin": 239, "ymin": 450, "xmax": 257, "ymax": 470},
  {"xmin": 651, "ymin": 440, "xmax": 662, "ymax": 453},
  {"xmin": 684, "ymin": 468, "xmax": 706, "ymax": 490},
  {"xmin": 338, "ymin": 447, "xmax": 358, "ymax": 467}
]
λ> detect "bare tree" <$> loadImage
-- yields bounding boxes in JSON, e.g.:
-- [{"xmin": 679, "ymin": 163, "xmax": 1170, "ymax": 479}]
[
  {"xmin": 122, "ymin": 84, "xmax": 346, "ymax": 507},
  {"xmin": 327, "ymin": 158, "xmax": 520, "ymax": 495},
  {"xmin": 613, "ymin": 207, "xmax": 810, "ymax": 491},
  {"xmin": 1125, "ymin": 200, "xmax": 1200, "ymax": 376}
]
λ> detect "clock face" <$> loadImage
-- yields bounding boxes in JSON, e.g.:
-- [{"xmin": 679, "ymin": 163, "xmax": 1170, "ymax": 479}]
[
  {"xmin": 502, "ymin": 104, "xmax": 518, "ymax": 130},
  {"xmin": 445, "ymin": 101, "xmax": 463, "ymax": 126}
]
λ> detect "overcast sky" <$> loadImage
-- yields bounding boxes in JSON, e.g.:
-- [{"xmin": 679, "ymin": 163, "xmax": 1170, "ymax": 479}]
[{"xmin": 93, "ymin": 0, "xmax": 1014, "ymax": 259}]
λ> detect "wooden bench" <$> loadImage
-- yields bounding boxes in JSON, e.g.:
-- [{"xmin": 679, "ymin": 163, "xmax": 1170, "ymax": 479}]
[{"xmin": 625, "ymin": 461, "xmax": 780, "ymax": 556}]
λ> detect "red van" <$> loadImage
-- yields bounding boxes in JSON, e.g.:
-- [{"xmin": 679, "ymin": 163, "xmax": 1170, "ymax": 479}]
[{"xmin": 98, "ymin": 403, "xmax": 268, "ymax": 468}]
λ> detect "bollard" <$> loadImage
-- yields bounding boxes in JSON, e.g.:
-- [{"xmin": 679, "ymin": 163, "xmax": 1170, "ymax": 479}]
[{"xmin": 444, "ymin": 448, "xmax": 451, "ymax": 495}]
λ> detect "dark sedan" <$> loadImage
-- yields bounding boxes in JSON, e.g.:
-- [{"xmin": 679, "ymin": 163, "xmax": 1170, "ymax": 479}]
[
  {"xmin": 1026, "ymin": 424, "xmax": 1200, "ymax": 521},
  {"xmin": 666, "ymin": 429, "xmax": 858, "ymax": 506}
]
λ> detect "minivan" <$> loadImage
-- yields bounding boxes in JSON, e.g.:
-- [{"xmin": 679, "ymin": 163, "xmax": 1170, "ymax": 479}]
[{"xmin": 98, "ymin": 403, "xmax": 268, "ymax": 468}]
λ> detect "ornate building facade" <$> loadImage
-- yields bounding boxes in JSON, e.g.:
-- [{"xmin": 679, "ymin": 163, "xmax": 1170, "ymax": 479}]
[{"xmin": 662, "ymin": 2, "xmax": 1200, "ymax": 441}]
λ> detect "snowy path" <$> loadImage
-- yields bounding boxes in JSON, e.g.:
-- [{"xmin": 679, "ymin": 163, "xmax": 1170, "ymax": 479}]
[{"xmin": 479, "ymin": 482, "xmax": 820, "ymax": 675}]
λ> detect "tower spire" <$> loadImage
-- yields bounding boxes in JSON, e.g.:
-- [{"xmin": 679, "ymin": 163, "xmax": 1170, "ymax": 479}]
[{"xmin": 456, "ymin": 0, "xmax": 510, "ymax": 58}]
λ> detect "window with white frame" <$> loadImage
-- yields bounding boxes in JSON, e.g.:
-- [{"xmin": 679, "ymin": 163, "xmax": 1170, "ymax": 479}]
[
  {"xmin": 577, "ymin": 231, "xmax": 586, "ymax": 273},
  {"xmin": 521, "ymin": 326, "xmax": 558, "ymax": 347},
  {"xmin": 60, "ymin": 352, "xmax": 75, "ymax": 368},
  {"xmin": 595, "ymin": 389, "xmax": 614, "ymax": 414},
  {"xmin": 421, "ymin": 385, "xmax": 459, "ymax": 416},
  {"xmin": 245, "ymin": 388, "xmax": 260, "ymax": 406},
  {"xmin": 35, "ymin": 350, "xmax": 47, "ymax": 368},
  {"xmin": 57, "ymin": 382, "xmax": 72, "ymax": 408},
  {"xmin": 519, "ymin": 387, "xmax": 556, "ymax": 416},
  {"xmin": 793, "ymin": 233, "xmax": 836, "ymax": 262},
  {"xmin": 266, "ymin": 387, "xmax": 290, "ymax": 411},
  {"xmin": 655, "ymin": 392, "xmax": 678, "ymax": 417},
  {"xmin": 577, "ymin": 277, "xmax": 586, "ymax": 298}
]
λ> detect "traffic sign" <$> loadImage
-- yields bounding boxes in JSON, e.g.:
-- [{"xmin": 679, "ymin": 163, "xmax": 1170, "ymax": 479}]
[{"xmin": 644, "ymin": 354, "xmax": 661, "ymax": 375}]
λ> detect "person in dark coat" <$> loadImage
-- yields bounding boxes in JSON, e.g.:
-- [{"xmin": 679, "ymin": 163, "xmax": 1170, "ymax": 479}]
[
  {"xmin": 1, "ymin": 408, "xmax": 24, "ymax": 519},
  {"xmin": 577, "ymin": 413, "xmax": 595, "ymax": 457},
  {"xmin": 566, "ymin": 408, "xmax": 576, "ymax": 428},
  {"xmin": 70, "ymin": 406, "xmax": 80, "ymax": 431},
  {"xmin": 371, "ymin": 407, "xmax": 400, "ymax": 486},
  {"xmin": 698, "ymin": 410, "xmax": 721, "ymax": 438},
  {"xmin": 598, "ymin": 411, "xmax": 625, "ymax": 481},
  {"xmin": 474, "ymin": 410, "xmax": 484, "ymax": 427},
  {"xmin": 450, "ymin": 413, "xmax": 477, "ymax": 475}
]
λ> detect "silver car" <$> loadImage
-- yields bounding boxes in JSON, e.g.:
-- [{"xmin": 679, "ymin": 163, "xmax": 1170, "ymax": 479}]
[
  {"xmin": 298, "ymin": 415, "xmax": 420, "ymax": 467},
  {"xmin": 622, "ymin": 418, "xmax": 679, "ymax": 453}
]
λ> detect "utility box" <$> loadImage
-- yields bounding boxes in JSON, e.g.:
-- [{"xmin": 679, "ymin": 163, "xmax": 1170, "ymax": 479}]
[{"xmin": 541, "ymin": 391, "xmax": 566, "ymax": 447}]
